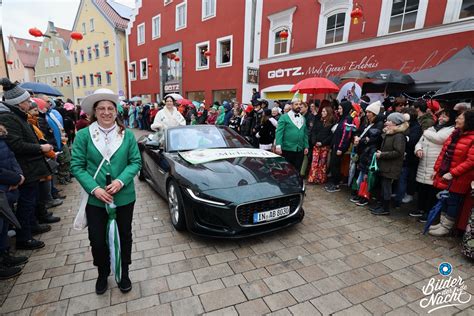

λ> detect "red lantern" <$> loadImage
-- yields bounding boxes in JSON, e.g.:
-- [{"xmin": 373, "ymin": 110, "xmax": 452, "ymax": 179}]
[
  {"xmin": 129, "ymin": 68, "xmax": 134, "ymax": 72},
  {"xmin": 351, "ymin": 5, "xmax": 363, "ymax": 24},
  {"xmin": 29, "ymin": 27, "xmax": 43, "ymax": 37},
  {"xmin": 148, "ymin": 64, "xmax": 153, "ymax": 68},
  {"xmin": 6, "ymin": 60, "xmax": 13, "ymax": 65},
  {"xmin": 279, "ymin": 30, "xmax": 289, "ymax": 39},
  {"xmin": 107, "ymin": 71, "xmax": 113, "ymax": 75},
  {"xmin": 204, "ymin": 50, "xmax": 212, "ymax": 57},
  {"xmin": 94, "ymin": 74, "xmax": 99, "ymax": 77},
  {"xmin": 174, "ymin": 57, "xmax": 180, "ymax": 62},
  {"xmin": 168, "ymin": 53, "xmax": 176, "ymax": 59},
  {"xmin": 70, "ymin": 32, "xmax": 83, "ymax": 41}
]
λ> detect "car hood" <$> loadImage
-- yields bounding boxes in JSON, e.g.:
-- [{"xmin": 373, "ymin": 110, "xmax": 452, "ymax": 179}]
[{"xmin": 171, "ymin": 153, "xmax": 301, "ymax": 192}]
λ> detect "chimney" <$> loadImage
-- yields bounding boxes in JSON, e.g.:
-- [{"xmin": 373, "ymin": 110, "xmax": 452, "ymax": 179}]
[{"xmin": 49, "ymin": 21, "xmax": 56, "ymax": 34}]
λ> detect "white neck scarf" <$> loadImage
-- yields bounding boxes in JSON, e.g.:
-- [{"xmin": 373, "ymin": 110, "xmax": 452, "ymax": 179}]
[{"xmin": 89, "ymin": 121, "xmax": 123, "ymax": 161}]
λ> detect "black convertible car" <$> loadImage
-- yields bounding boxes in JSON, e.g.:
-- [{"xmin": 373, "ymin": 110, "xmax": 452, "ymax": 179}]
[{"xmin": 137, "ymin": 125, "xmax": 305, "ymax": 238}]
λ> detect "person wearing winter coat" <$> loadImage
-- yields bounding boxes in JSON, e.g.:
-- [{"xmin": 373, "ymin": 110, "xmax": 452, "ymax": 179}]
[
  {"xmin": 415, "ymin": 100, "xmax": 435, "ymax": 131},
  {"xmin": 239, "ymin": 105, "xmax": 255, "ymax": 143},
  {"xmin": 325, "ymin": 100, "xmax": 354, "ymax": 192},
  {"xmin": 0, "ymin": 78, "xmax": 52, "ymax": 250},
  {"xmin": 429, "ymin": 110, "xmax": 474, "ymax": 236},
  {"xmin": 350, "ymin": 101, "xmax": 384, "ymax": 206},
  {"xmin": 228, "ymin": 108, "xmax": 242, "ymax": 133},
  {"xmin": 206, "ymin": 106, "xmax": 218, "ymax": 125},
  {"xmin": 256, "ymin": 109, "xmax": 276, "ymax": 151},
  {"xmin": 410, "ymin": 109, "xmax": 456, "ymax": 221},
  {"xmin": 196, "ymin": 103, "xmax": 208, "ymax": 125},
  {"xmin": 223, "ymin": 101, "xmax": 233, "ymax": 126},
  {"xmin": 308, "ymin": 105, "xmax": 335, "ymax": 184},
  {"xmin": 371, "ymin": 112, "xmax": 408, "ymax": 215},
  {"xmin": 394, "ymin": 108, "xmax": 423, "ymax": 206}
]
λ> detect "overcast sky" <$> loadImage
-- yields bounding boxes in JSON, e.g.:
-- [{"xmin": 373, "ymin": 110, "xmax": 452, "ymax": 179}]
[{"xmin": 2, "ymin": 0, "xmax": 136, "ymax": 48}]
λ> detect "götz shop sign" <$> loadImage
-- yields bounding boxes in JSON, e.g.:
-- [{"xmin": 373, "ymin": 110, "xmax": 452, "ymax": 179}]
[{"xmin": 266, "ymin": 48, "xmax": 460, "ymax": 79}]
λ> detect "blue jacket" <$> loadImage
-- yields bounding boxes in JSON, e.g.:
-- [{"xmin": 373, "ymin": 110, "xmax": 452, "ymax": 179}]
[
  {"xmin": 46, "ymin": 109, "xmax": 64, "ymax": 150},
  {"xmin": 0, "ymin": 135, "xmax": 22, "ymax": 203}
]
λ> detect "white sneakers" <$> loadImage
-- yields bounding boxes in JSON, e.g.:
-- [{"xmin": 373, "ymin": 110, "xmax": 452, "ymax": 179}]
[{"xmin": 402, "ymin": 194, "xmax": 414, "ymax": 203}]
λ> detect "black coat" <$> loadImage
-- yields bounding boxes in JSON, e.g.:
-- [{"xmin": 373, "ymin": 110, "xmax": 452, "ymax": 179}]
[
  {"xmin": 404, "ymin": 120, "xmax": 423, "ymax": 167},
  {"xmin": 257, "ymin": 119, "xmax": 276, "ymax": 145},
  {"xmin": 311, "ymin": 118, "xmax": 333, "ymax": 147},
  {"xmin": 240, "ymin": 113, "xmax": 254, "ymax": 138},
  {"xmin": 356, "ymin": 117, "xmax": 384, "ymax": 173},
  {"xmin": 0, "ymin": 102, "xmax": 50, "ymax": 184}
]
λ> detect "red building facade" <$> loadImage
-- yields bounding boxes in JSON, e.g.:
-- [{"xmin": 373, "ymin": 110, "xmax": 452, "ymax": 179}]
[
  {"xmin": 259, "ymin": 0, "xmax": 474, "ymax": 101},
  {"xmin": 127, "ymin": 0, "xmax": 262, "ymax": 104}
]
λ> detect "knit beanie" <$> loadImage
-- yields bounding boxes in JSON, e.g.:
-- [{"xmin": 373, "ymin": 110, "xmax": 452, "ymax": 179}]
[
  {"xmin": 365, "ymin": 100, "xmax": 381, "ymax": 115},
  {"xmin": 0, "ymin": 78, "xmax": 30, "ymax": 106},
  {"xmin": 387, "ymin": 112, "xmax": 406, "ymax": 125}
]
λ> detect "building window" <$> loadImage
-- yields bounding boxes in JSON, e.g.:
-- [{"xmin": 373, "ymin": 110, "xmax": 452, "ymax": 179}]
[
  {"xmin": 90, "ymin": 18, "xmax": 95, "ymax": 32},
  {"xmin": 325, "ymin": 13, "xmax": 346, "ymax": 45},
  {"xmin": 104, "ymin": 41, "xmax": 110, "ymax": 56},
  {"xmin": 66, "ymin": 76, "xmax": 70, "ymax": 86},
  {"xmin": 87, "ymin": 47, "xmax": 92, "ymax": 60},
  {"xmin": 82, "ymin": 22, "xmax": 86, "ymax": 34},
  {"xmin": 97, "ymin": 73, "xmax": 102, "ymax": 85},
  {"xmin": 187, "ymin": 91, "xmax": 205, "ymax": 102},
  {"xmin": 60, "ymin": 77, "xmax": 64, "ymax": 87},
  {"xmin": 140, "ymin": 58, "xmax": 148, "ymax": 79},
  {"xmin": 377, "ymin": 0, "xmax": 428, "ymax": 36},
  {"xmin": 164, "ymin": 0, "xmax": 172, "ymax": 5},
  {"xmin": 176, "ymin": 1, "xmax": 187, "ymax": 30},
  {"xmin": 90, "ymin": 74, "xmax": 94, "ymax": 86},
  {"xmin": 316, "ymin": 1, "xmax": 351, "ymax": 48},
  {"xmin": 216, "ymin": 35, "xmax": 232, "ymax": 67},
  {"xmin": 137, "ymin": 23, "xmax": 145, "ymax": 45},
  {"xmin": 45, "ymin": 58, "xmax": 49, "ymax": 68},
  {"xmin": 273, "ymin": 31, "xmax": 288, "ymax": 55},
  {"xmin": 202, "ymin": 0, "xmax": 216, "ymax": 20},
  {"xmin": 106, "ymin": 71, "xmax": 112, "ymax": 85},
  {"xmin": 49, "ymin": 42, "xmax": 53, "ymax": 50},
  {"xmin": 388, "ymin": 0, "xmax": 419, "ymax": 33},
  {"xmin": 267, "ymin": 7, "xmax": 296, "ymax": 57},
  {"xmin": 213, "ymin": 89, "xmax": 236, "ymax": 104},
  {"xmin": 82, "ymin": 75, "xmax": 86, "ymax": 86},
  {"xmin": 444, "ymin": 0, "xmax": 474, "ymax": 23},
  {"xmin": 94, "ymin": 44, "xmax": 100, "ymax": 58},
  {"xmin": 74, "ymin": 51, "xmax": 78, "ymax": 64},
  {"xmin": 49, "ymin": 57, "xmax": 54, "ymax": 67},
  {"xmin": 196, "ymin": 41, "xmax": 210, "ymax": 70},
  {"xmin": 55, "ymin": 56, "xmax": 60, "ymax": 66},
  {"xmin": 152, "ymin": 15, "xmax": 161, "ymax": 39},
  {"xmin": 76, "ymin": 76, "xmax": 80, "ymax": 87},
  {"xmin": 80, "ymin": 50, "xmax": 85, "ymax": 62},
  {"xmin": 130, "ymin": 62, "xmax": 137, "ymax": 80}
]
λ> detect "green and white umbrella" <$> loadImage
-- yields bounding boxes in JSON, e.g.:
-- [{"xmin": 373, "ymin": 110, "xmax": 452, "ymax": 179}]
[{"xmin": 106, "ymin": 202, "xmax": 121, "ymax": 283}]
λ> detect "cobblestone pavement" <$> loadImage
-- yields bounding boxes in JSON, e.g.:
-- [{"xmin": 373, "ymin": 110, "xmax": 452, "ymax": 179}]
[{"xmin": 1, "ymin": 131, "xmax": 473, "ymax": 315}]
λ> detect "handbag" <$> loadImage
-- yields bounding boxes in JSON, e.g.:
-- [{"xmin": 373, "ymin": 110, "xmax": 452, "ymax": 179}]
[
  {"xmin": 73, "ymin": 158, "xmax": 106, "ymax": 230},
  {"xmin": 367, "ymin": 153, "xmax": 378, "ymax": 192},
  {"xmin": 358, "ymin": 176, "xmax": 370, "ymax": 199}
]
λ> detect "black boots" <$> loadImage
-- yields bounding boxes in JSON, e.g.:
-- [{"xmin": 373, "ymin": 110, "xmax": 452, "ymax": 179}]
[
  {"xmin": 371, "ymin": 200, "xmax": 390, "ymax": 215},
  {"xmin": 118, "ymin": 264, "xmax": 132, "ymax": 293},
  {"xmin": 0, "ymin": 251, "xmax": 27, "ymax": 280},
  {"xmin": 96, "ymin": 266, "xmax": 110, "ymax": 295}
]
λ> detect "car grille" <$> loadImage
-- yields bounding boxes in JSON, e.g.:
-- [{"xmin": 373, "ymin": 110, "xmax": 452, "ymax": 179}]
[{"xmin": 236, "ymin": 194, "xmax": 301, "ymax": 226}]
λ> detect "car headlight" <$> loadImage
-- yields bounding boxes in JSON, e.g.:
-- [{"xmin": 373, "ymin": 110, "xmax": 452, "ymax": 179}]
[
  {"xmin": 302, "ymin": 181, "xmax": 306, "ymax": 192},
  {"xmin": 185, "ymin": 188, "xmax": 226, "ymax": 206}
]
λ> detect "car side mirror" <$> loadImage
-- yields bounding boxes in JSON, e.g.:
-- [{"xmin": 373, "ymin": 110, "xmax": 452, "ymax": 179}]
[{"xmin": 146, "ymin": 133, "xmax": 164, "ymax": 151}]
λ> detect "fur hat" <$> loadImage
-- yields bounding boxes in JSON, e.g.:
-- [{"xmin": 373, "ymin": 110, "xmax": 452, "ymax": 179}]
[
  {"xmin": 387, "ymin": 112, "xmax": 406, "ymax": 125},
  {"xmin": 365, "ymin": 100, "xmax": 381, "ymax": 115},
  {"xmin": 0, "ymin": 78, "xmax": 30, "ymax": 106}
]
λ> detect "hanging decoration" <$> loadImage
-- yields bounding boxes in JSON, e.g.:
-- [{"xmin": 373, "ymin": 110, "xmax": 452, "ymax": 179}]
[
  {"xmin": 174, "ymin": 56, "xmax": 180, "ymax": 62},
  {"xmin": 148, "ymin": 64, "xmax": 153, "ymax": 69},
  {"xmin": 128, "ymin": 68, "xmax": 134, "ymax": 72},
  {"xmin": 351, "ymin": 4, "xmax": 364, "ymax": 24},
  {"xmin": 6, "ymin": 60, "xmax": 13, "ymax": 65},
  {"xmin": 168, "ymin": 53, "xmax": 176, "ymax": 59},
  {"xmin": 29, "ymin": 27, "xmax": 43, "ymax": 37},
  {"xmin": 204, "ymin": 50, "xmax": 212, "ymax": 57},
  {"xmin": 279, "ymin": 30, "xmax": 289, "ymax": 39},
  {"xmin": 70, "ymin": 32, "xmax": 84, "ymax": 41}
]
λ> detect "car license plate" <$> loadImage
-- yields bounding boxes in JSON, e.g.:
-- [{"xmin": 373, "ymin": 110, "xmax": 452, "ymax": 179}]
[{"xmin": 253, "ymin": 206, "xmax": 290, "ymax": 223}]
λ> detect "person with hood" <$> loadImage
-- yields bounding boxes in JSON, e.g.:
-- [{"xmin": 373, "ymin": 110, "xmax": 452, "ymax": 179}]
[
  {"xmin": 350, "ymin": 101, "xmax": 384, "ymax": 206},
  {"xmin": 275, "ymin": 97, "xmax": 309, "ymax": 171},
  {"xmin": 206, "ymin": 105, "xmax": 218, "ymax": 125},
  {"xmin": 0, "ymin": 124, "xmax": 29, "ymax": 279},
  {"xmin": 371, "ymin": 112, "xmax": 408, "ymax": 215},
  {"xmin": 223, "ymin": 101, "xmax": 233, "ymax": 126},
  {"xmin": 196, "ymin": 103, "xmax": 208, "ymax": 124},
  {"xmin": 325, "ymin": 100, "xmax": 354, "ymax": 193},
  {"xmin": 429, "ymin": 109, "xmax": 474, "ymax": 236},
  {"xmin": 394, "ymin": 107, "xmax": 423, "ymax": 206},
  {"xmin": 308, "ymin": 105, "xmax": 335, "ymax": 184},
  {"xmin": 256, "ymin": 109, "xmax": 276, "ymax": 151},
  {"xmin": 0, "ymin": 78, "xmax": 52, "ymax": 250},
  {"xmin": 216, "ymin": 104, "xmax": 226, "ymax": 125},
  {"xmin": 151, "ymin": 95, "xmax": 186, "ymax": 131},
  {"xmin": 410, "ymin": 109, "xmax": 456, "ymax": 221}
]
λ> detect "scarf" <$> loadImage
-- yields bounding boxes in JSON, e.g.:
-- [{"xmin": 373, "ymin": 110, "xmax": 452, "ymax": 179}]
[{"xmin": 439, "ymin": 128, "xmax": 462, "ymax": 176}]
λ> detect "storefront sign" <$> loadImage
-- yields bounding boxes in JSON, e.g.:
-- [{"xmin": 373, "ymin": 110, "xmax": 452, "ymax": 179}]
[
  {"xmin": 247, "ymin": 67, "xmax": 259, "ymax": 84},
  {"xmin": 164, "ymin": 82, "xmax": 180, "ymax": 93}
]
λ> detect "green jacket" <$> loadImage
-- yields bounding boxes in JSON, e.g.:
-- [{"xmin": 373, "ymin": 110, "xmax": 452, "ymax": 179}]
[
  {"xmin": 71, "ymin": 127, "xmax": 142, "ymax": 207},
  {"xmin": 275, "ymin": 113, "xmax": 309, "ymax": 152}
]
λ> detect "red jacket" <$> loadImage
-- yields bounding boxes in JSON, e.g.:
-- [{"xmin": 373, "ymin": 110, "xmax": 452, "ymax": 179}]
[{"xmin": 433, "ymin": 130, "xmax": 474, "ymax": 194}]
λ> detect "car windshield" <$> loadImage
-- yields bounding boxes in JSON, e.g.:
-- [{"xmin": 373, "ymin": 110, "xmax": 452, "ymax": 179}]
[{"xmin": 167, "ymin": 126, "xmax": 250, "ymax": 152}]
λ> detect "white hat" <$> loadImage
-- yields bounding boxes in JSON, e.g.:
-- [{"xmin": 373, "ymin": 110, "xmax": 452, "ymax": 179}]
[
  {"xmin": 81, "ymin": 88, "xmax": 118, "ymax": 115},
  {"xmin": 365, "ymin": 100, "xmax": 381, "ymax": 115}
]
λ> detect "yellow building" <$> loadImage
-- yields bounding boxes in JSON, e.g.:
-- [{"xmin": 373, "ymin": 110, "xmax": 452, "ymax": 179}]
[{"xmin": 70, "ymin": 0, "xmax": 132, "ymax": 103}]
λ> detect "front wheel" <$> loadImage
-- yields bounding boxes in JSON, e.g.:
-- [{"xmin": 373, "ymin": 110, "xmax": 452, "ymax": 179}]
[{"xmin": 167, "ymin": 180, "xmax": 186, "ymax": 231}]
